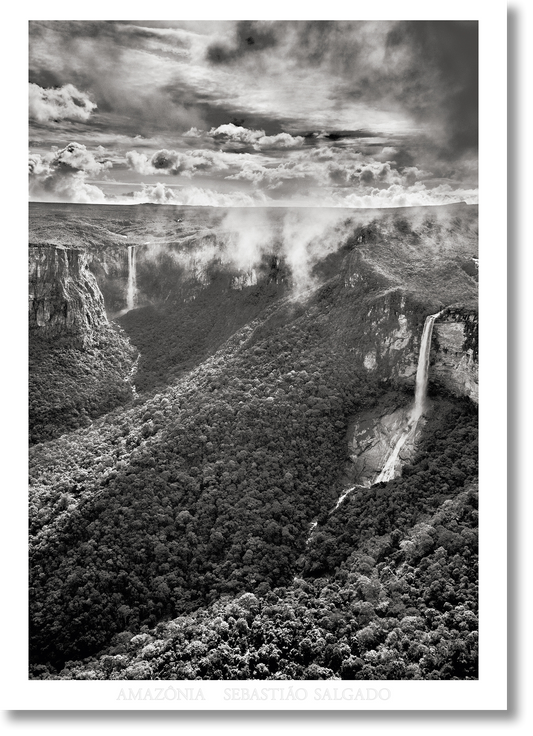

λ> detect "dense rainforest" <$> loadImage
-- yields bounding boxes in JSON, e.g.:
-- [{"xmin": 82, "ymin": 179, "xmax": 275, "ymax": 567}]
[{"xmin": 28, "ymin": 202, "xmax": 478, "ymax": 680}]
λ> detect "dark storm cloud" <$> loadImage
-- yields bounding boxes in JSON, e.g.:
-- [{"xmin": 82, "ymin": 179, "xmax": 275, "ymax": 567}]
[
  {"xmin": 205, "ymin": 20, "xmax": 371, "ymax": 76},
  {"xmin": 387, "ymin": 21, "xmax": 478, "ymax": 156},
  {"xmin": 364, "ymin": 23, "xmax": 475, "ymax": 159},
  {"xmin": 306, "ymin": 20, "xmax": 478, "ymax": 157},
  {"xmin": 335, "ymin": 21, "xmax": 478, "ymax": 157},
  {"xmin": 205, "ymin": 20, "xmax": 346, "ymax": 68},
  {"xmin": 206, "ymin": 21, "xmax": 278, "ymax": 64},
  {"xmin": 204, "ymin": 20, "xmax": 477, "ymax": 159}
]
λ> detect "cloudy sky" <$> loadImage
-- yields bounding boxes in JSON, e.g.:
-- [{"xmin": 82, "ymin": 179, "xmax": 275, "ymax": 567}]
[{"xmin": 28, "ymin": 20, "xmax": 478, "ymax": 208}]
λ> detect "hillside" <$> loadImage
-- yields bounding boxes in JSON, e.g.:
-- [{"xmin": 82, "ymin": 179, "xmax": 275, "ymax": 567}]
[{"xmin": 28, "ymin": 202, "xmax": 478, "ymax": 680}]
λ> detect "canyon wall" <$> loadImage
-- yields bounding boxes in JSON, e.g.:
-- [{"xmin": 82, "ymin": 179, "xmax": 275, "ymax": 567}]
[
  {"xmin": 347, "ymin": 284, "xmax": 478, "ymax": 404},
  {"xmin": 433, "ymin": 307, "xmax": 478, "ymax": 403},
  {"xmin": 29, "ymin": 245, "xmax": 109, "ymax": 346},
  {"xmin": 29, "ymin": 244, "xmax": 136, "ymax": 444},
  {"xmin": 344, "ymin": 296, "xmax": 478, "ymax": 488}
]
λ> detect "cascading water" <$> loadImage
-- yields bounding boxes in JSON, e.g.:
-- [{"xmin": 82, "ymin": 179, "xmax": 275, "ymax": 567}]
[
  {"xmin": 374, "ymin": 311, "xmax": 442, "ymax": 484},
  {"xmin": 412, "ymin": 311, "xmax": 441, "ymax": 421},
  {"xmin": 374, "ymin": 427, "xmax": 412, "ymax": 484},
  {"xmin": 317, "ymin": 311, "xmax": 444, "ymax": 517},
  {"xmin": 126, "ymin": 246, "xmax": 137, "ymax": 311}
]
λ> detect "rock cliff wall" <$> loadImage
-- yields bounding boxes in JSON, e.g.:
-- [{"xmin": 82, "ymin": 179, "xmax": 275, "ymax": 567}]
[
  {"xmin": 350, "ymin": 286, "xmax": 478, "ymax": 404},
  {"xmin": 344, "ymin": 299, "xmax": 478, "ymax": 488},
  {"xmin": 29, "ymin": 245, "xmax": 108, "ymax": 346},
  {"xmin": 29, "ymin": 244, "xmax": 137, "ymax": 445},
  {"xmin": 433, "ymin": 307, "xmax": 478, "ymax": 403}
]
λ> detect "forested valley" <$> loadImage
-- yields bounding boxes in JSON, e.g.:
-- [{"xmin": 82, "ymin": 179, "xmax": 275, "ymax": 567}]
[{"xmin": 29, "ymin": 202, "xmax": 478, "ymax": 681}]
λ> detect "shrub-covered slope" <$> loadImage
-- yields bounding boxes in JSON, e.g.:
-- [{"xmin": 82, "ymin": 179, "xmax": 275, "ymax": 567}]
[{"xmin": 29, "ymin": 326, "xmax": 136, "ymax": 445}]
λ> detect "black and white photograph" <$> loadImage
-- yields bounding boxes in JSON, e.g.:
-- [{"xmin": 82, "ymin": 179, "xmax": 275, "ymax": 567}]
[{"xmin": 20, "ymin": 8, "xmax": 509, "ymax": 712}]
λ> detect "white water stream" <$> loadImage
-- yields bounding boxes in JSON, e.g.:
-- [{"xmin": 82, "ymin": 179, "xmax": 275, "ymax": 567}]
[
  {"xmin": 374, "ymin": 311, "xmax": 442, "ymax": 484},
  {"xmin": 412, "ymin": 311, "xmax": 441, "ymax": 420},
  {"xmin": 305, "ymin": 312, "xmax": 443, "ymax": 545},
  {"xmin": 126, "ymin": 246, "xmax": 137, "ymax": 311},
  {"xmin": 374, "ymin": 426, "xmax": 412, "ymax": 484}
]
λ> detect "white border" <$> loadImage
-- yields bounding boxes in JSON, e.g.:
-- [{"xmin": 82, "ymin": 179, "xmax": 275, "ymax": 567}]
[{"xmin": 0, "ymin": 0, "xmax": 508, "ymax": 711}]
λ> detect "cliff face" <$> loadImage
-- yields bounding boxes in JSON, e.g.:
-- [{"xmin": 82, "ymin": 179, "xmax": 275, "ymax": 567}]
[
  {"xmin": 343, "ymin": 298, "xmax": 478, "ymax": 488},
  {"xmin": 29, "ymin": 244, "xmax": 136, "ymax": 445},
  {"xmin": 433, "ymin": 308, "xmax": 478, "ymax": 403},
  {"xmin": 82, "ymin": 235, "xmax": 479, "ymax": 404},
  {"xmin": 89, "ymin": 246, "xmax": 287, "ymax": 317},
  {"xmin": 349, "ymin": 286, "xmax": 478, "ymax": 404},
  {"xmin": 349, "ymin": 289, "xmax": 420, "ymax": 383},
  {"xmin": 346, "ymin": 403, "xmax": 418, "ymax": 486},
  {"xmin": 29, "ymin": 245, "xmax": 108, "ymax": 346}
]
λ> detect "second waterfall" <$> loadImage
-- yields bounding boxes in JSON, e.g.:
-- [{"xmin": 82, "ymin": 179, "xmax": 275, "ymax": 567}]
[{"xmin": 126, "ymin": 245, "xmax": 137, "ymax": 311}]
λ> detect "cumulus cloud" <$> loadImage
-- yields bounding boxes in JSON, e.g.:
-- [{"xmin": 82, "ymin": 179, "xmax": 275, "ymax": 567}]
[
  {"xmin": 207, "ymin": 123, "xmax": 304, "ymax": 151},
  {"xmin": 29, "ymin": 142, "xmax": 111, "ymax": 203},
  {"xmin": 51, "ymin": 142, "xmax": 111, "ymax": 176},
  {"xmin": 183, "ymin": 127, "xmax": 203, "ymax": 138},
  {"xmin": 120, "ymin": 136, "xmax": 478, "ymax": 207},
  {"xmin": 225, "ymin": 161, "xmax": 273, "ymax": 186},
  {"xmin": 126, "ymin": 148, "xmax": 230, "ymax": 177},
  {"xmin": 225, "ymin": 154, "xmax": 325, "ymax": 190},
  {"xmin": 29, "ymin": 83, "xmax": 97, "ymax": 123},
  {"xmin": 30, "ymin": 171, "xmax": 107, "ymax": 204},
  {"xmin": 374, "ymin": 146, "xmax": 399, "ymax": 162},
  {"xmin": 220, "ymin": 142, "xmax": 444, "ymax": 203},
  {"xmin": 259, "ymin": 132, "xmax": 305, "ymax": 150}
]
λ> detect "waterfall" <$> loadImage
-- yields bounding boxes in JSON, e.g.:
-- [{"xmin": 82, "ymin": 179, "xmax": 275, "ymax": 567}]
[
  {"xmin": 374, "ymin": 311, "xmax": 442, "ymax": 484},
  {"xmin": 375, "ymin": 427, "xmax": 412, "ymax": 484},
  {"xmin": 334, "ymin": 485, "xmax": 356, "ymax": 510},
  {"xmin": 126, "ymin": 246, "xmax": 137, "ymax": 311},
  {"xmin": 412, "ymin": 311, "xmax": 441, "ymax": 420}
]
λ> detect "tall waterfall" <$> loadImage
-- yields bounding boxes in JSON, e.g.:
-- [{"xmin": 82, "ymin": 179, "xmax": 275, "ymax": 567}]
[
  {"xmin": 126, "ymin": 246, "xmax": 137, "ymax": 311},
  {"xmin": 374, "ymin": 311, "xmax": 441, "ymax": 484},
  {"xmin": 412, "ymin": 311, "xmax": 441, "ymax": 420}
]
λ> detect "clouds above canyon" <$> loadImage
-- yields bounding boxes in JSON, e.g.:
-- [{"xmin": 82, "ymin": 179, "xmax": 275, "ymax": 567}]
[{"xmin": 29, "ymin": 20, "xmax": 478, "ymax": 207}]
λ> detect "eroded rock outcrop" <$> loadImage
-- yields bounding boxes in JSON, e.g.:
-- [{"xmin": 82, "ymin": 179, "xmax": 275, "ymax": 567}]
[
  {"xmin": 346, "ymin": 401, "xmax": 425, "ymax": 486},
  {"xmin": 433, "ymin": 307, "xmax": 478, "ymax": 403},
  {"xmin": 29, "ymin": 245, "xmax": 108, "ymax": 346},
  {"xmin": 352, "ymin": 290, "xmax": 478, "ymax": 404},
  {"xmin": 29, "ymin": 244, "xmax": 137, "ymax": 445}
]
